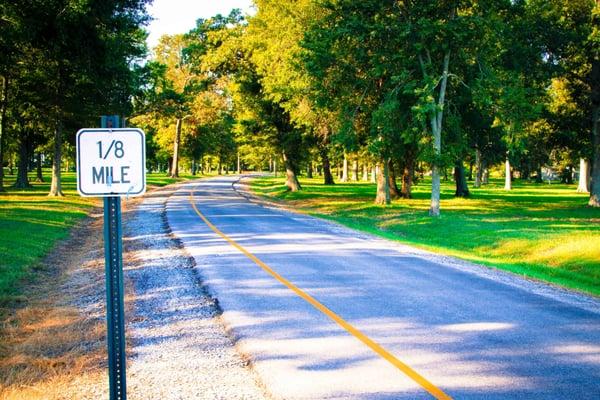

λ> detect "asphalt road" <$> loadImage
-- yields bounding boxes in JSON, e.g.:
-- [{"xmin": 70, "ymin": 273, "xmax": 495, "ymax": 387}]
[{"xmin": 165, "ymin": 176, "xmax": 600, "ymax": 399}]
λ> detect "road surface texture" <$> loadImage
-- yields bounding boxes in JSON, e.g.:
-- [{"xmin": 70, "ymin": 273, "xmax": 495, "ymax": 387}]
[{"xmin": 166, "ymin": 176, "xmax": 600, "ymax": 400}]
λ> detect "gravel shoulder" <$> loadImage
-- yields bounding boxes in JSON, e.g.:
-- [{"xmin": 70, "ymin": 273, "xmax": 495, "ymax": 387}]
[{"xmin": 124, "ymin": 185, "xmax": 271, "ymax": 400}]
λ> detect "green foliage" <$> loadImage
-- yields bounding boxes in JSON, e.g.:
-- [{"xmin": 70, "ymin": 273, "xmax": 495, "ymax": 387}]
[
  {"xmin": 132, "ymin": 11, "xmax": 244, "ymax": 173},
  {"xmin": 0, "ymin": 0, "xmax": 150, "ymax": 193},
  {"xmin": 2, "ymin": 0, "xmax": 598, "ymax": 299}
]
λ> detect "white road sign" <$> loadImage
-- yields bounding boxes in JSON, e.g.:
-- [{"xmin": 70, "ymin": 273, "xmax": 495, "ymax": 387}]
[{"xmin": 76, "ymin": 128, "xmax": 146, "ymax": 197}]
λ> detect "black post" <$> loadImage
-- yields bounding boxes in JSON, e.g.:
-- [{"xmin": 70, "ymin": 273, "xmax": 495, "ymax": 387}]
[{"xmin": 102, "ymin": 115, "xmax": 126, "ymax": 400}]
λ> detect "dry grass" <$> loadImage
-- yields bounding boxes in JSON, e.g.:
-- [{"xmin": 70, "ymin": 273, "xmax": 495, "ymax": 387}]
[
  {"xmin": 0, "ymin": 211, "xmax": 109, "ymax": 400},
  {"xmin": 0, "ymin": 305, "xmax": 106, "ymax": 400}
]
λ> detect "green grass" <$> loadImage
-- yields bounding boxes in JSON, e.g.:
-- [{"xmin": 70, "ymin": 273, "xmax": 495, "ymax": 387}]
[
  {"xmin": 0, "ymin": 169, "xmax": 198, "ymax": 304},
  {"xmin": 251, "ymin": 176, "xmax": 600, "ymax": 296}
]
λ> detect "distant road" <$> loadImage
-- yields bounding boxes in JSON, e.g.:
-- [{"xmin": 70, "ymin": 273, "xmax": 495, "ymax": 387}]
[{"xmin": 166, "ymin": 176, "xmax": 600, "ymax": 399}]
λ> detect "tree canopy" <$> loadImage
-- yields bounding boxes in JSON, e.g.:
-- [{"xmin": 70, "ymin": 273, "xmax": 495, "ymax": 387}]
[{"xmin": 1, "ymin": 0, "xmax": 598, "ymax": 212}]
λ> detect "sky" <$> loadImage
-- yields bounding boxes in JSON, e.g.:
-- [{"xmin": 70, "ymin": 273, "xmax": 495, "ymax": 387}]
[{"xmin": 145, "ymin": 0, "xmax": 255, "ymax": 49}]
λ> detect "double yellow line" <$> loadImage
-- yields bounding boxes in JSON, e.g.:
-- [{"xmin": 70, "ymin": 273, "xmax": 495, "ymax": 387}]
[{"xmin": 189, "ymin": 189, "xmax": 451, "ymax": 400}]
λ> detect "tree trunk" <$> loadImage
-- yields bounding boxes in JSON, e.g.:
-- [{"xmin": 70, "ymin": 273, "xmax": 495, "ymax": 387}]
[
  {"xmin": 454, "ymin": 160, "xmax": 470, "ymax": 197},
  {"xmin": 427, "ymin": 50, "xmax": 450, "ymax": 217},
  {"xmin": 0, "ymin": 75, "xmax": 7, "ymax": 192},
  {"xmin": 48, "ymin": 121, "xmax": 64, "ymax": 196},
  {"xmin": 170, "ymin": 117, "xmax": 182, "ymax": 178},
  {"xmin": 273, "ymin": 159, "xmax": 278, "ymax": 177},
  {"xmin": 483, "ymin": 165, "xmax": 489, "ymax": 185},
  {"xmin": 36, "ymin": 152, "xmax": 44, "ymax": 182},
  {"xmin": 362, "ymin": 164, "xmax": 368, "ymax": 181},
  {"xmin": 307, "ymin": 162, "xmax": 313, "ymax": 178},
  {"xmin": 401, "ymin": 157, "xmax": 415, "ymax": 199},
  {"xmin": 320, "ymin": 145, "xmax": 334, "ymax": 185},
  {"xmin": 15, "ymin": 131, "xmax": 31, "ymax": 189},
  {"xmin": 535, "ymin": 166, "xmax": 543, "ymax": 183},
  {"xmin": 237, "ymin": 152, "xmax": 241, "ymax": 174},
  {"xmin": 283, "ymin": 152, "xmax": 301, "ymax": 191},
  {"xmin": 371, "ymin": 165, "xmax": 376, "ymax": 183},
  {"xmin": 387, "ymin": 159, "xmax": 399, "ymax": 199},
  {"xmin": 474, "ymin": 147, "xmax": 482, "ymax": 188},
  {"xmin": 563, "ymin": 166, "xmax": 572, "ymax": 184},
  {"xmin": 589, "ymin": 105, "xmax": 600, "ymax": 206},
  {"xmin": 375, "ymin": 160, "xmax": 390, "ymax": 205},
  {"xmin": 578, "ymin": 158, "xmax": 590, "ymax": 193},
  {"xmin": 522, "ymin": 166, "xmax": 531, "ymax": 181},
  {"xmin": 504, "ymin": 156, "xmax": 512, "ymax": 191},
  {"xmin": 351, "ymin": 159, "xmax": 358, "ymax": 181},
  {"xmin": 429, "ymin": 162, "xmax": 441, "ymax": 216},
  {"xmin": 341, "ymin": 154, "xmax": 348, "ymax": 182}
]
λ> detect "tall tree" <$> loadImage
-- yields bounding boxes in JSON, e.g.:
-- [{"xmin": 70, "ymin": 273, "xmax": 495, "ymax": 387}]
[
  {"xmin": 245, "ymin": 0, "xmax": 332, "ymax": 190},
  {"xmin": 303, "ymin": 0, "xmax": 510, "ymax": 208},
  {"xmin": 150, "ymin": 34, "xmax": 195, "ymax": 178}
]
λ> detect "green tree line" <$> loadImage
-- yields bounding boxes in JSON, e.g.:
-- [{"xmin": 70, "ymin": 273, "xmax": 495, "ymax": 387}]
[
  {"xmin": 0, "ymin": 0, "xmax": 150, "ymax": 194},
  {"xmin": 1, "ymin": 0, "xmax": 598, "ymax": 217}
]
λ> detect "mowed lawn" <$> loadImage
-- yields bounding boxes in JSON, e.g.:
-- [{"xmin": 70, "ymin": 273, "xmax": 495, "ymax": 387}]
[
  {"xmin": 0, "ymin": 169, "xmax": 195, "ymax": 304},
  {"xmin": 251, "ymin": 176, "xmax": 600, "ymax": 296}
]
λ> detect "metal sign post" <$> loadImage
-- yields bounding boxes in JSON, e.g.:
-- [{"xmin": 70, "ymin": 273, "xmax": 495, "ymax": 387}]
[
  {"xmin": 104, "ymin": 193, "xmax": 126, "ymax": 400},
  {"xmin": 102, "ymin": 115, "xmax": 126, "ymax": 400},
  {"xmin": 76, "ymin": 115, "xmax": 146, "ymax": 400}
]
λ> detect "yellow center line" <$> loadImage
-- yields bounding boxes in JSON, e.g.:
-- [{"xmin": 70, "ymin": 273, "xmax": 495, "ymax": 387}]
[{"xmin": 189, "ymin": 189, "xmax": 452, "ymax": 400}]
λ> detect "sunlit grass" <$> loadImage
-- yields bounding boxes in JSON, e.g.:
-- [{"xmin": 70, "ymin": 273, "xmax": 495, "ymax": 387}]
[{"xmin": 251, "ymin": 176, "xmax": 600, "ymax": 296}]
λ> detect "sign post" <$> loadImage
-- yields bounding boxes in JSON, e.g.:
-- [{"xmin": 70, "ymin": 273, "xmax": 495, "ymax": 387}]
[
  {"xmin": 104, "ymin": 193, "xmax": 126, "ymax": 400},
  {"xmin": 76, "ymin": 116, "xmax": 146, "ymax": 400}
]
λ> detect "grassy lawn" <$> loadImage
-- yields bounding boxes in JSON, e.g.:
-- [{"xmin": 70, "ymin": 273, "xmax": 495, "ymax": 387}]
[
  {"xmin": 0, "ymin": 169, "xmax": 198, "ymax": 305},
  {"xmin": 251, "ymin": 176, "xmax": 600, "ymax": 297}
]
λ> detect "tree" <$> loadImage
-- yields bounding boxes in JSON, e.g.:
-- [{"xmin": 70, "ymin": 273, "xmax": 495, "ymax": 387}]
[
  {"xmin": 0, "ymin": 0, "xmax": 19, "ymax": 192},
  {"xmin": 302, "ymin": 0, "xmax": 409, "ymax": 204},
  {"xmin": 1, "ymin": 0, "xmax": 149, "ymax": 195},
  {"xmin": 133, "ymin": 11, "xmax": 246, "ymax": 179},
  {"xmin": 148, "ymin": 34, "xmax": 196, "ymax": 178},
  {"xmin": 302, "ymin": 0, "xmax": 512, "ymax": 209},
  {"xmin": 245, "ymin": 0, "xmax": 329, "ymax": 190}
]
